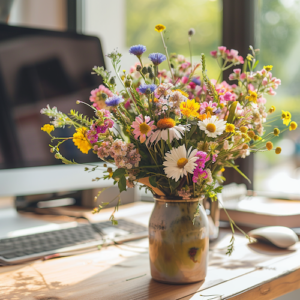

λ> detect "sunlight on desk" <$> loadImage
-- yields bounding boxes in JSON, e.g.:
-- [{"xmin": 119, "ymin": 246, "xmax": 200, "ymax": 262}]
[{"xmin": 1, "ymin": 202, "xmax": 300, "ymax": 300}]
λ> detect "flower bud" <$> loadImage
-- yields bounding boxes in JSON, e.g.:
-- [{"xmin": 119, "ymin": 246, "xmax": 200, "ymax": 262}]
[
  {"xmin": 125, "ymin": 80, "xmax": 132, "ymax": 87},
  {"xmin": 109, "ymin": 77, "xmax": 116, "ymax": 84},
  {"xmin": 147, "ymin": 66, "xmax": 152, "ymax": 73},
  {"xmin": 142, "ymin": 67, "xmax": 148, "ymax": 74},
  {"xmin": 136, "ymin": 65, "xmax": 142, "ymax": 71},
  {"xmin": 145, "ymin": 89, "xmax": 151, "ymax": 95},
  {"xmin": 188, "ymin": 28, "xmax": 195, "ymax": 36},
  {"xmin": 149, "ymin": 73, "xmax": 154, "ymax": 80}
]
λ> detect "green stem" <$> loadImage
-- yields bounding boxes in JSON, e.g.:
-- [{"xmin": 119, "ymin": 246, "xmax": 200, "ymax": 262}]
[
  {"xmin": 188, "ymin": 36, "xmax": 192, "ymax": 66},
  {"xmin": 160, "ymin": 32, "xmax": 174, "ymax": 82}
]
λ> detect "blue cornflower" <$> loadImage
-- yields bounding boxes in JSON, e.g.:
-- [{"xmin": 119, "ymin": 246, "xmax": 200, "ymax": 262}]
[
  {"xmin": 191, "ymin": 77, "xmax": 201, "ymax": 85},
  {"xmin": 105, "ymin": 95, "xmax": 124, "ymax": 107},
  {"xmin": 129, "ymin": 45, "xmax": 147, "ymax": 57},
  {"xmin": 148, "ymin": 53, "xmax": 166, "ymax": 65},
  {"xmin": 138, "ymin": 83, "xmax": 157, "ymax": 94}
]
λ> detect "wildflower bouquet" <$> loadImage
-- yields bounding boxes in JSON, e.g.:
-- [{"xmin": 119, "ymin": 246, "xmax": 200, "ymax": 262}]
[{"xmin": 41, "ymin": 25, "xmax": 297, "ymax": 252}]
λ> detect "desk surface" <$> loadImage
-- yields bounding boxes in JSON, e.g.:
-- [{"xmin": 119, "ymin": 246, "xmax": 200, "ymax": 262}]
[{"xmin": 1, "ymin": 202, "xmax": 300, "ymax": 300}]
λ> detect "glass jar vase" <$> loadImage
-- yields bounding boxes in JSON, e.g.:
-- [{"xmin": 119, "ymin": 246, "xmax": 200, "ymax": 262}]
[{"xmin": 149, "ymin": 196, "xmax": 209, "ymax": 284}]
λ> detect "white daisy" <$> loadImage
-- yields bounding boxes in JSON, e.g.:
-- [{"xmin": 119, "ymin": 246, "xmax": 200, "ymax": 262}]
[
  {"xmin": 198, "ymin": 115, "xmax": 226, "ymax": 138},
  {"xmin": 146, "ymin": 118, "xmax": 189, "ymax": 145},
  {"xmin": 163, "ymin": 145, "xmax": 198, "ymax": 182}
]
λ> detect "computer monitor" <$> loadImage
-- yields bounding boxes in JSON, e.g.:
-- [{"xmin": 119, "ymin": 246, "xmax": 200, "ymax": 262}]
[{"xmin": 0, "ymin": 24, "xmax": 107, "ymax": 203}]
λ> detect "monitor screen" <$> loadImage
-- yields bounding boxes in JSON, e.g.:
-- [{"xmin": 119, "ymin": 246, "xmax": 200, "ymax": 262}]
[{"xmin": 0, "ymin": 24, "xmax": 105, "ymax": 169}]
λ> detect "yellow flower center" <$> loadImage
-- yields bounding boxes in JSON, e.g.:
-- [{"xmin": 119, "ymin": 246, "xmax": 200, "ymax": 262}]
[
  {"xmin": 157, "ymin": 118, "xmax": 176, "ymax": 129},
  {"xmin": 290, "ymin": 121, "xmax": 297, "ymax": 131},
  {"xmin": 206, "ymin": 123, "xmax": 216, "ymax": 133},
  {"xmin": 275, "ymin": 147, "xmax": 281, "ymax": 154},
  {"xmin": 274, "ymin": 128, "xmax": 280, "ymax": 136},
  {"xmin": 266, "ymin": 141, "xmax": 273, "ymax": 150},
  {"xmin": 240, "ymin": 126, "xmax": 248, "ymax": 133},
  {"xmin": 206, "ymin": 107, "xmax": 214, "ymax": 114},
  {"xmin": 177, "ymin": 158, "xmax": 188, "ymax": 168},
  {"xmin": 139, "ymin": 122, "xmax": 151, "ymax": 134}
]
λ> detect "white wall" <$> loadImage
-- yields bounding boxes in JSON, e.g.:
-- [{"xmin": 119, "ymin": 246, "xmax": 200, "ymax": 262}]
[
  {"xmin": 84, "ymin": 0, "xmax": 137, "ymax": 74},
  {"xmin": 9, "ymin": 0, "xmax": 66, "ymax": 30}
]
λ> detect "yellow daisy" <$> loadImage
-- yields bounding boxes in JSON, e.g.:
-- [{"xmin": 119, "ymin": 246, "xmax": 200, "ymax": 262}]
[
  {"xmin": 155, "ymin": 24, "xmax": 166, "ymax": 33},
  {"xmin": 245, "ymin": 90, "xmax": 258, "ymax": 104},
  {"xmin": 73, "ymin": 128, "xmax": 92, "ymax": 154},
  {"xmin": 180, "ymin": 99, "xmax": 200, "ymax": 118},
  {"xmin": 289, "ymin": 121, "xmax": 297, "ymax": 131},
  {"xmin": 281, "ymin": 110, "xmax": 291, "ymax": 126},
  {"xmin": 41, "ymin": 124, "xmax": 54, "ymax": 134}
]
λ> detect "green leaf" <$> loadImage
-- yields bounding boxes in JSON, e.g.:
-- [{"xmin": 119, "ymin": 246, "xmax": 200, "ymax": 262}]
[
  {"xmin": 149, "ymin": 176, "xmax": 157, "ymax": 187},
  {"xmin": 135, "ymin": 171, "xmax": 148, "ymax": 179},
  {"xmin": 226, "ymin": 161, "xmax": 251, "ymax": 183},
  {"xmin": 113, "ymin": 168, "xmax": 126, "ymax": 179},
  {"xmin": 118, "ymin": 175, "xmax": 127, "ymax": 193},
  {"xmin": 227, "ymin": 101, "xmax": 238, "ymax": 124},
  {"xmin": 247, "ymin": 60, "xmax": 251, "ymax": 71},
  {"xmin": 214, "ymin": 186, "xmax": 223, "ymax": 194},
  {"xmin": 112, "ymin": 219, "xmax": 118, "ymax": 225},
  {"xmin": 187, "ymin": 125, "xmax": 197, "ymax": 139},
  {"xmin": 169, "ymin": 178, "xmax": 180, "ymax": 191},
  {"xmin": 253, "ymin": 60, "xmax": 259, "ymax": 69}
]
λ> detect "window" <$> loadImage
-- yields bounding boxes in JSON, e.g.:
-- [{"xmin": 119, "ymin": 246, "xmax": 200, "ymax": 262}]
[{"xmin": 254, "ymin": 0, "xmax": 300, "ymax": 193}]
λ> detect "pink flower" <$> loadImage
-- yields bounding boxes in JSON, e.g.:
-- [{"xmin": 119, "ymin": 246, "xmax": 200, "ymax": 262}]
[
  {"xmin": 195, "ymin": 151, "xmax": 209, "ymax": 168},
  {"xmin": 223, "ymin": 91, "xmax": 236, "ymax": 101},
  {"xmin": 238, "ymin": 56, "xmax": 244, "ymax": 64},
  {"xmin": 104, "ymin": 119, "xmax": 114, "ymax": 128},
  {"xmin": 248, "ymin": 84, "xmax": 255, "ymax": 91},
  {"xmin": 200, "ymin": 101, "xmax": 217, "ymax": 114},
  {"xmin": 124, "ymin": 100, "xmax": 131, "ymax": 110},
  {"xmin": 99, "ymin": 109, "xmax": 111, "ymax": 118},
  {"xmin": 240, "ymin": 73, "xmax": 247, "ymax": 80},
  {"xmin": 229, "ymin": 73, "xmax": 235, "ymax": 81},
  {"xmin": 131, "ymin": 114, "xmax": 156, "ymax": 143},
  {"xmin": 257, "ymin": 97, "xmax": 267, "ymax": 104},
  {"xmin": 180, "ymin": 62, "xmax": 191, "ymax": 70},
  {"xmin": 262, "ymin": 77, "xmax": 268, "ymax": 86},
  {"xmin": 89, "ymin": 85, "xmax": 113, "ymax": 110},
  {"xmin": 212, "ymin": 154, "xmax": 218, "ymax": 163},
  {"xmin": 218, "ymin": 46, "xmax": 226, "ymax": 54},
  {"xmin": 210, "ymin": 50, "xmax": 217, "ymax": 58},
  {"xmin": 181, "ymin": 76, "xmax": 189, "ymax": 84},
  {"xmin": 192, "ymin": 167, "xmax": 208, "ymax": 183},
  {"xmin": 268, "ymin": 87, "xmax": 276, "ymax": 96},
  {"xmin": 233, "ymin": 69, "xmax": 241, "ymax": 75},
  {"xmin": 189, "ymin": 82, "xmax": 196, "ymax": 89}
]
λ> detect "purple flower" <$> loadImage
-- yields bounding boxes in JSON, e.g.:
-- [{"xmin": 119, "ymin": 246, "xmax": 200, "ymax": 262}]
[
  {"xmin": 148, "ymin": 53, "xmax": 166, "ymax": 65},
  {"xmin": 192, "ymin": 167, "xmax": 208, "ymax": 183},
  {"xmin": 195, "ymin": 151, "xmax": 209, "ymax": 168},
  {"xmin": 105, "ymin": 95, "xmax": 124, "ymax": 107},
  {"xmin": 191, "ymin": 77, "xmax": 201, "ymax": 85},
  {"xmin": 138, "ymin": 83, "xmax": 157, "ymax": 94},
  {"xmin": 129, "ymin": 45, "xmax": 146, "ymax": 57}
]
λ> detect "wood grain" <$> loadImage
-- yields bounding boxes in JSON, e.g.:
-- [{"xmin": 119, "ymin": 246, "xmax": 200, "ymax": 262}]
[{"xmin": 1, "ymin": 202, "xmax": 300, "ymax": 300}]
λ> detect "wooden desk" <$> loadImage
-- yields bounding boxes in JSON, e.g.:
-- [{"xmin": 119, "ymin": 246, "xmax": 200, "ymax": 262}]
[{"xmin": 1, "ymin": 202, "xmax": 300, "ymax": 300}]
